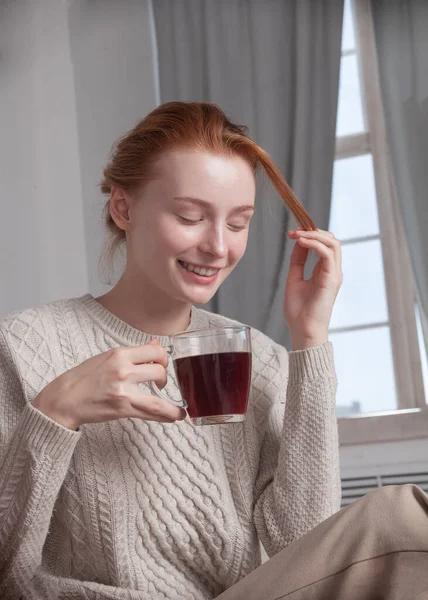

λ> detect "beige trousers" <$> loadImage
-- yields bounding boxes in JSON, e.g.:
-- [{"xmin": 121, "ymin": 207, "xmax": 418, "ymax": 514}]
[{"xmin": 218, "ymin": 485, "xmax": 428, "ymax": 600}]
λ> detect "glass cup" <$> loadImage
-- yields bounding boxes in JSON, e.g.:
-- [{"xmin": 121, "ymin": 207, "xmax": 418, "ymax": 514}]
[{"xmin": 149, "ymin": 326, "xmax": 252, "ymax": 426}]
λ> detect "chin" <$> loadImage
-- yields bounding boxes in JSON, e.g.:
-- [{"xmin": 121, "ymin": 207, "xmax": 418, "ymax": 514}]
[
  {"xmin": 169, "ymin": 281, "xmax": 220, "ymax": 306},
  {"xmin": 180, "ymin": 289, "xmax": 217, "ymax": 306}
]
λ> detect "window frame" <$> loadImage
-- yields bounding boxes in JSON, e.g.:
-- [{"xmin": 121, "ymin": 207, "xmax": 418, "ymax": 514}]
[{"xmin": 335, "ymin": 0, "xmax": 427, "ymax": 445}]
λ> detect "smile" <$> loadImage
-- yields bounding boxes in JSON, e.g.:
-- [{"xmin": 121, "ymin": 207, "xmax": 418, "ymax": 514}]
[{"xmin": 178, "ymin": 261, "xmax": 219, "ymax": 277}]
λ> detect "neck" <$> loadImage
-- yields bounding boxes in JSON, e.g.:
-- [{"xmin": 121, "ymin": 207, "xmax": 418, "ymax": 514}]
[{"xmin": 95, "ymin": 271, "xmax": 192, "ymax": 337}]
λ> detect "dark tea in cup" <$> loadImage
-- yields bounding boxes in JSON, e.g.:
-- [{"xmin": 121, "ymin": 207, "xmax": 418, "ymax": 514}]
[
  {"xmin": 174, "ymin": 350, "xmax": 252, "ymax": 424},
  {"xmin": 149, "ymin": 326, "xmax": 252, "ymax": 425}
]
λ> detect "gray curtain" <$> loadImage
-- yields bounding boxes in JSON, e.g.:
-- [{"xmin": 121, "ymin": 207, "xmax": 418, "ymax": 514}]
[
  {"xmin": 372, "ymin": 0, "xmax": 428, "ymax": 358},
  {"xmin": 152, "ymin": 0, "xmax": 344, "ymax": 348}
]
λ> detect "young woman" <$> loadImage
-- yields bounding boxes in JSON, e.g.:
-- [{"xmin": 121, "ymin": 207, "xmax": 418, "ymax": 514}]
[{"xmin": 0, "ymin": 102, "xmax": 426, "ymax": 600}]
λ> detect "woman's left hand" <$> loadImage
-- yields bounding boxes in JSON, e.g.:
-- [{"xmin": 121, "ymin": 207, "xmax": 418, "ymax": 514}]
[{"xmin": 284, "ymin": 228, "xmax": 343, "ymax": 350}]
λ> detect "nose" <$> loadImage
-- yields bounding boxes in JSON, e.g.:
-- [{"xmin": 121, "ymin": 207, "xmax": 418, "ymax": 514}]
[{"xmin": 199, "ymin": 223, "xmax": 227, "ymax": 259}]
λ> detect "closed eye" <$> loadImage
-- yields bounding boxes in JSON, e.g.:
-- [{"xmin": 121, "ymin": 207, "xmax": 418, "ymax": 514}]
[
  {"xmin": 228, "ymin": 223, "xmax": 247, "ymax": 231},
  {"xmin": 178, "ymin": 215, "xmax": 250, "ymax": 230},
  {"xmin": 178, "ymin": 215, "xmax": 202, "ymax": 224}
]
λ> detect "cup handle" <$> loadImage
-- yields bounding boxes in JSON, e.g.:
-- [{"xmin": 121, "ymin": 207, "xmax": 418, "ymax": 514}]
[
  {"xmin": 147, "ymin": 343, "xmax": 188, "ymax": 409},
  {"xmin": 148, "ymin": 380, "xmax": 187, "ymax": 409}
]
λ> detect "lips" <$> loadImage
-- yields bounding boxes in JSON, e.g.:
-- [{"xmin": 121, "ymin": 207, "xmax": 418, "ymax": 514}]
[
  {"xmin": 177, "ymin": 260, "xmax": 222, "ymax": 285},
  {"xmin": 178, "ymin": 260, "xmax": 220, "ymax": 277}
]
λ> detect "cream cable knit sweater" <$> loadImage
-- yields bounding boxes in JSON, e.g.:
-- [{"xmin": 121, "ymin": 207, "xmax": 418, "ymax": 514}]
[{"xmin": 0, "ymin": 294, "xmax": 340, "ymax": 599}]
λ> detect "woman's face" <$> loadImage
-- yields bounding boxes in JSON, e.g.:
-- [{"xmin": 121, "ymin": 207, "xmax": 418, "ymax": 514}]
[{"xmin": 122, "ymin": 149, "xmax": 256, "ymax": 306}]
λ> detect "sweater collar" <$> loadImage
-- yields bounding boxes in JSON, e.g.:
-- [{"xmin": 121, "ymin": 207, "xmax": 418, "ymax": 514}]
[{"xmin": 76, "ymin": 293, "xmax": 210, "ymax": 347}]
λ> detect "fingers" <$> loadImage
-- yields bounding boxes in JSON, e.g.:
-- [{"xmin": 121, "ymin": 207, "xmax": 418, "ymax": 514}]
[
  {"xmin": 106, "ymin": 342, "xmax": 169, "ymax": 368},
  {"xmin": 291, "ymin": 227, "xmax": 335, "ymax": 238},
  {"xmin": 128, "ymin": 363, "xmax": 168, "ymax": 389},
  {"xmin": 296, "ymin": 237, "xmax": 337, "ymax": 276},
  {"xmin": 288, "ymin": 228, "xmax": 342, "ymax": 278},
  {"xmin": 147, "ymin": 338, "xmax": 160, "ymax": 346},
  {"xmin": 288, "ymin": 228, "xmax": 338, "ymax": 246},
  {"xmin": 129, "ymin": 389, "xmax": 186, "ymax": 422},
  {"xmin": 297, "ymin": 229, "xmax": 342, "ymax": 274},
  {"xmin": 287, "ymin": 234, "xmax": 311, "ymax": 284},
  {"xmin": 294, "ymin": 228, "xmax": 340, "ymax": 250}
]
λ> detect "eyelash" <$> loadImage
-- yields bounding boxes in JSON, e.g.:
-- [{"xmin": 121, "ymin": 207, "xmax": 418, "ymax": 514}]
[
  {"xmin": 179, "ymin": 216, "xmax": 201, "ymax": 224},
  {"xmin": 178, "ymin": 216, "xmax": 247, "ymax": 231}
]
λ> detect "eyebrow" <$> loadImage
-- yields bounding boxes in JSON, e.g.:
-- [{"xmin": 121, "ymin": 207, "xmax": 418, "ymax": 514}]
[{"xmin": 173, "ymin": 196, "xmax": 255, "ymax": 213}]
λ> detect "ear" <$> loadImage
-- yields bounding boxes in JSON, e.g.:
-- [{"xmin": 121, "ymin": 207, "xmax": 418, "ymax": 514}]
[{"xmin": 110, "ymin": 186, "xmax": 132, "ymax": 232}]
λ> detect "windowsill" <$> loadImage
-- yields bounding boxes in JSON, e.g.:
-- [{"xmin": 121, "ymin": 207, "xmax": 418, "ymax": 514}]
[{"xmin": 338, "ymin": 406, "xmax": 428, "ymax": 445}]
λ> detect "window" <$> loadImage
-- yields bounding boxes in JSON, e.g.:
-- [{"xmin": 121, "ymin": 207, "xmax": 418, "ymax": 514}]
[{"xmin": 329, "ymin": 0, "xmax": 427, "ymax": 428}]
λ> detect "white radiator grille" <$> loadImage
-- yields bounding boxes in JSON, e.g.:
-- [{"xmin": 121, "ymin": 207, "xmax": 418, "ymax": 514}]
[{"xmin": 341, "ymin": 472, "xmax": 428, "ymax": 508}]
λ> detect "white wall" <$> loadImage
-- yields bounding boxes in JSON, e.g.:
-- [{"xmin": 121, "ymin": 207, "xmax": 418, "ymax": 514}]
[
  {"xmin": 0, "ymin": 0, "xmax": 88, "ymax": 317},
  {"xmin": 67, "ymin": 0, "xmax": 159, "ymax": 297},
  {"xmin": 0, "ymin": 0, "xmax": 158, "ymax": 318}
]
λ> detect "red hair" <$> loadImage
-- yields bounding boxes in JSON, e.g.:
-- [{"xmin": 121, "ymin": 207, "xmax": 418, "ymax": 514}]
[{"xmin": 100, "ymin": 102, "xmax": 316, "ymax": 272}]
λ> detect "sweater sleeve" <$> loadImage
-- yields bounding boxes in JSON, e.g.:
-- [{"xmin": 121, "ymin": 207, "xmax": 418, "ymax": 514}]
[
  {"xmin": 252, "ymin": 341, "xmax": 341, "ymax": 557},
  {"xmin": 0, "ymin": 326, "xmax": 81, "ymax": 598}
]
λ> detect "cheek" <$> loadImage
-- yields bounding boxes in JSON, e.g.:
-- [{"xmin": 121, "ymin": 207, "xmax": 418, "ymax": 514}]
[
  {"xmin": 164, "ymin": 226, "xmax": 201, "ymax": 256},
  {"xmin": 137, "ymin": 219, "xmax": 193, "ymax": 260},
  {"xmin": 228, "ymin": 233, "xmax": 249, "ymax": 265}
]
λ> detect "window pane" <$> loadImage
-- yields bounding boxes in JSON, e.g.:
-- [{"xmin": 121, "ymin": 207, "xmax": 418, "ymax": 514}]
[
  {"xmin": 415, "ymin": 302, "xmax": 428, "ymax": 404},
  {"xmin": 330, "ymin": 154, "xmax": 380, "ymax": 240},
  {"xmin": 336, "ymin": 54, "xmax": 365, "ymax": 136},
  {"xmin": 342, "ymin": 0, "xmax": 356, "ymax": 52},
  {"xmin": 330, "ymin": 240, "xmax": 389, "ymax": 330},
  {"xmin": 331, "ymin": 326, "xmax": 397, "ymax": 414}
]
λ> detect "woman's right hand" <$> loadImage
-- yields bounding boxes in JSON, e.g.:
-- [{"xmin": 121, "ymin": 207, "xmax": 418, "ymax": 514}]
[{"xmin": 32, "ymin": 339, "xmax": 185, "ymax": 430}]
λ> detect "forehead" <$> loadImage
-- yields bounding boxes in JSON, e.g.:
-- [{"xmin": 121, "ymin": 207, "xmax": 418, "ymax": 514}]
[{"xmin": 151, "ymin": 149, "xmax": 256, "ymax": 204}]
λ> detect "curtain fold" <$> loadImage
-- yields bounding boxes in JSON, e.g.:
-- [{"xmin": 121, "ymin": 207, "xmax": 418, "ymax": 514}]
[
  {"xmin": 152, "ymin": 0, "xmax": 344, "ymax": 347},
  {"xmin": 371, "ymin": 0, "xmax": 428, "ymax": 358}
]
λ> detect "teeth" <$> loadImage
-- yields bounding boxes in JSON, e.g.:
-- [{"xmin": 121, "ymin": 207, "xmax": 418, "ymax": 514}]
[{"xmin": 180, "ymin": 261, "xmax": 218, "ymax": 277}]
